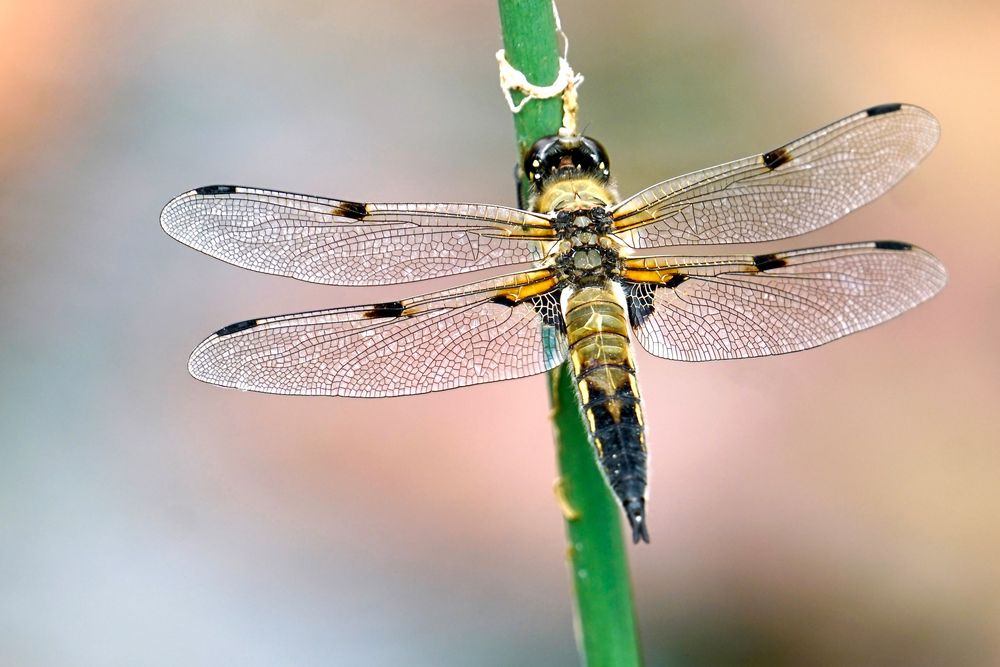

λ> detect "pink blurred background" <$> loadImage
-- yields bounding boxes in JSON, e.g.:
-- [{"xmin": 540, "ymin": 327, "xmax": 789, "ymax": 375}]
[{"xmin": 2, "ymin": 1, "xmax": 998, "ymax": 664}]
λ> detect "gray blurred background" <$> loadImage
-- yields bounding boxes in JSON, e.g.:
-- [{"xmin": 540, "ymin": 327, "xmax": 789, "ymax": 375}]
[{"xmin": 2, "ymin": 1, "xmax": 998, "ymax": 665}]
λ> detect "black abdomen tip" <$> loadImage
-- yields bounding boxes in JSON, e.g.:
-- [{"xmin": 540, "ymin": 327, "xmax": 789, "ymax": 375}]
[{"xmin": 622, "ymin": 497, "xmax": 649, "ymax": 544}]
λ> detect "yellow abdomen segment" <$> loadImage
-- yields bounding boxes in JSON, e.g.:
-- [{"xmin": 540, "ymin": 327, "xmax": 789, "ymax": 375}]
[{"xmin": 562, "ymin": 283, "xmax": 645, "ymax": 453}]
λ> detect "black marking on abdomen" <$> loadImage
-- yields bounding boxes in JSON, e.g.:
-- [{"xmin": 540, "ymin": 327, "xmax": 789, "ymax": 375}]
[
  {"xmin": 330, "ymin": 200, "xmax": 367, "ymax": 220},
  {"xmin": 866, "ymin": 103, "xmax": 903, "ymax": 117},
  {"xmin": 215, "ymin": 319, "xmax": 258, "ymax": 336},
  {"xmin": 196, "ymin": 185, "xmax": 237, "ymax": 195},
  {"xmin": 754, "ymin": 253, "xmax": 788, "ymax": 271},
  {"xmin": 584, "ymin": 392, "xmax": 640, "ymax": 418},
  {"xmin": 586, "ymin": 386, "xmax": 647, "ymax": 535},
  {"xmin": 762, "ymin": 146, "xmax": 792, "ymax": 169},
  {"xmin": 874, "ymin": 240, "xmax": 912, "ymax": 251},
  {"xmin": 576, "ymin": 361, "xmax": 632, "ymax": 382},
  {"xmin": 568, "ymin": 301, "xmax": 650, "ymax": 538},
  {"xmin": 363, "ymin": 301, "xmax": 405, "ymax": 319},
  {"xmin": 580, "ymin": 373, "xmax": 644, "ymax": 467}
]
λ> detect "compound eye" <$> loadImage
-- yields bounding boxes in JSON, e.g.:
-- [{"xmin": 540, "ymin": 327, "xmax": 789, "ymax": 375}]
[
  {"xmin": 579, "ymin": 137, "xmax": 610, "ymax": 172},
  {"xmin": 523, "ymin": 136, "xmax": 562, "ymax": 182}
]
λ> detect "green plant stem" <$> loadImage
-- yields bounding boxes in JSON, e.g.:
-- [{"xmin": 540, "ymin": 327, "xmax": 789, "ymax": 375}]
[
  {"xmin": 497, "ymin": 2, "xmax": 643, "ymax": 665},
  {"xmin": 497, "ymin": 0, "xmax": 562, "ymax": 206}
]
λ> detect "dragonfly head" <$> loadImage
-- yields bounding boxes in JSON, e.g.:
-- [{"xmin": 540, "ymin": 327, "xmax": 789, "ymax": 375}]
[{"xmin": 523, "ymin": 135, "xmax": 611, "ymax": 190}]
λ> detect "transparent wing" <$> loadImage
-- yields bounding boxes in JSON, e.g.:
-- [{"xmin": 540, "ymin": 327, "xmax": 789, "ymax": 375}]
[
  {"xmin": 161, "ymin": 185, "xmax": 556, "ymax": 286},
  {"xmin": 188, "ymin": 270, "xmax": 567, "ymax": 397},
  {"xmin": 622, "ymin": 241, "xmax": 946, "ymax": 361},
  {"xmin": 611, "ymin": 104, "xmax": 939, "ymax": 248}
]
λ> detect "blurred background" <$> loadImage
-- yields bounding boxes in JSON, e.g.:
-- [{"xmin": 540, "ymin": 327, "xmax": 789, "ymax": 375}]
[{"xmin": 2, "ymin": 1, "xmax": 998, "ymax": 664}]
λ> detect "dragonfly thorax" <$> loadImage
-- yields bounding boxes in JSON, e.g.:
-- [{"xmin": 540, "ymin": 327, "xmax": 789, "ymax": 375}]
[{"xmin": 550, "ymin": 207, "xmax": 622, "ymax": 283}]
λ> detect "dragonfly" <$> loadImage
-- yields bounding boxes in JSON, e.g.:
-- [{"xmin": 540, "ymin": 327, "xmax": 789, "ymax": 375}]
[{"xmin": 162, "ymin": 102, "xmax": 946, "ymax": 543}]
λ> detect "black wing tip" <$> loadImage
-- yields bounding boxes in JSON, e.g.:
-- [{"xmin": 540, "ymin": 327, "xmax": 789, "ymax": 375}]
[
  {"xmin": 195, "ymin": 185, "xmax": 239, "ymax": 195},
  {"xmin": 623, "ymin": 498, "xmax": 650, "ymax": 544},
  {"xmin": 866, "ymin": 102, "xmax": 904, "ymax": 117},
  {"xmin": 214, "ymin": 318, "xmax": 259, "ymax": 336},
  {"xmin": 873, "ymin": 240, "xmax": 913, "ymax": 251}
]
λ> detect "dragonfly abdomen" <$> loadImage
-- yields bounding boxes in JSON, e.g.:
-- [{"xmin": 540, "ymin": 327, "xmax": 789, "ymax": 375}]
[{"xmin": 563, "ymin": 282, "xmax": 649, "ymax": 543}]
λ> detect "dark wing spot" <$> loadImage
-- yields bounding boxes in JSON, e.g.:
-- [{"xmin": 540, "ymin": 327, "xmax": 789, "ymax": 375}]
[
  {"xmin": 754, "ymin": 253, "xmax": 788, "ymax": 271},
  {"xmin": 866, "ymin": 103, "xmax": 903, "ymax": 117},
  {"xmin": 330, "ymin": 200, "xmax": 367, "ymax": 220},
  {"xmin": 525, "ymin": 291, "xmax": 565, "ymax": 330},
  {"xmin": 663, "ymin": 274, "xmax": 689, "ymax": 289},
  {"xmin": 494, "ymin": 291, "xmax": 566, "ymax": 329},
  {"xmin": 624, "ymin": 282, "xmax": 656, "ymax": 327},
  {"xmin": 490, "ymin": 294, "xmax": 519, "ymax": 307},
  {"xmin": 586, "ymin": 395, "xmax": 642, "ymax": 431},
  {"xmin": 215, "ymin": 319, "xmax": 258, "ymax": 336},
  {"xmin": 363, "ymin": 301, "xmax": 405, "ymax": 319},
  {"xmin": 762, "ymin": 146, "xmax": 792, "ymax": 170},
  {"xmin": 873, "ymin": 240, "xmax": 913, "ymax": 251},
  {"xmin": 195, "ymin": 185, "xmax": 238, "ymax": 195}
]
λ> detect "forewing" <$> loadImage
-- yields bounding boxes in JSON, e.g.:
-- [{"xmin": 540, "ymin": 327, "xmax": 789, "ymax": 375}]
[
  {"xmin": 611, "ymin": 104, "xmax": 939, "ymax": 248},
  {"xmin": 188, "ymin": 270, "xmax": 567, "ymax": 396},
  {"xmin": 623, "ymin": 241, "xmax": 946, "ymax": 361},
  {"xmin": 161, "ymin": 186, "xmax": 556, "ymax": 285}
]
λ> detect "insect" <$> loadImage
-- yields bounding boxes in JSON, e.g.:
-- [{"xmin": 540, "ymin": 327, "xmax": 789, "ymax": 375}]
[{"xmin": 162, "ymin": 103, "xmax": 946, "ymax": 543}]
